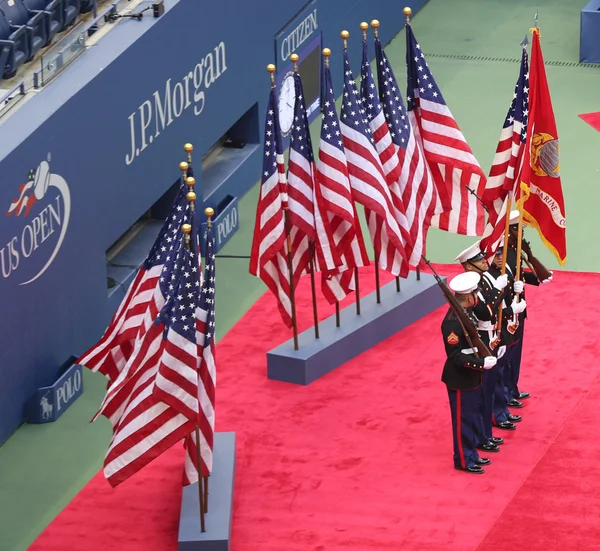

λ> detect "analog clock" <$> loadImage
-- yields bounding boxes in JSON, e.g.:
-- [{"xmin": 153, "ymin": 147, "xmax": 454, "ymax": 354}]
[{"xmin": 278, "ymin": 72, "xmax": 296, "ymax": 136}]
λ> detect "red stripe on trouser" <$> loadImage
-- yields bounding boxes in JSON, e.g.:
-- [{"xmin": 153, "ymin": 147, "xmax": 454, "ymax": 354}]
[{"xmin": 456, "ymin": 391, "xmax": 466, "ymax": 469}]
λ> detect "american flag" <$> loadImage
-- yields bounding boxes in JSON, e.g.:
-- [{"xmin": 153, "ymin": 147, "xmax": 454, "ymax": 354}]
[
  {"xmin": 183, "ymin": 223, "xmax": 216, "ymax": 485},
  {"xmin": 77, "ymin": 178, "xmax": 192, "ymax": 384},
  {"xmin": 339, "ymin": 48, "xmax": 409, "ymax": 278},
  {"xmin": 98, "ymin": 226, "xmax": 203, "ymax": 487},
  {"xmin": 316, "ymin": 61, "xmax": 370, "ymax": 304},
  {"xmin": 405, "ymin": 24, "xmax": 486, "ymax": 236},
  {"xmin": 374, "ymin": 36, "xmax": 440, "ymax": 266},
  {"xmin": 360, "ymin": 38, "xmax": 412, "ymax": 261},
  {"xmin": 287, "ymin": 72, "xmax": 340, "ymax": 281},
  {"xmin": 249, "ymin": 86, "xmax": 293, "ymax": 327},
  {"xmin": 480, "ymin": 46, "xmax": 529, "ymax": 257}
]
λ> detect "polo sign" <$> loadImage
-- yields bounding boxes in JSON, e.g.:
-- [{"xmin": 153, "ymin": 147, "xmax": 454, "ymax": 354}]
[{"xmin": 25, "ymin": 362, "xmax": 84, "ymax": 424}]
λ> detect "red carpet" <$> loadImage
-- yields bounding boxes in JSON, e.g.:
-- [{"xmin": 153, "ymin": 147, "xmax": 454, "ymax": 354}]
[
  {"xmin": 477, "ymin": 373, "xmax": 600, "ymax": 551},
  {"xmin": 578, "ymin": 112, "xmax": 600, "ymax": 132},
  {"xmin": 30, "ymin": 266, "xmax": 600, "ymax": 550}
]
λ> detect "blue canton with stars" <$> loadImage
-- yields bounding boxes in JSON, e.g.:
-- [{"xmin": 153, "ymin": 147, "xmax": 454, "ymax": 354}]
[
  {"xmin": 262, "ymin": 87, "xmax": 284, "ymax": 184},
  {"xmin": 199, "ymin": 224, "xmax": 216, "ymax": 347},
  {"xmin": 340, "ymin": 49, "xmax": 376, "ymax": 147},
  {"xmin": 360, "ymin": 39, "xmax": 384, "ymax": 127},
  {"xmin": 503, "ymin": 47, "xmax": 529, "ymax": 143},
  {"xmin": 143, "ymin": 179, "xmax": 190, "ymax": 271},
  {"xmin": 374, "ymin": 38, "xmax": 412, "ymax": 150},
  {"xmin": 290, "ymin": 73, "xmax": 316, "ymax": 163},
  {"xmin": 405, "ymin": 25, "xmax": 446, "ymax": 111},
  {"xmin": 321, "ymin": 64, "xmax": 345, "ymax": 152},
  {"xmin": 157, "ymin": 208, "xmax": 202, "ymax": 342}
]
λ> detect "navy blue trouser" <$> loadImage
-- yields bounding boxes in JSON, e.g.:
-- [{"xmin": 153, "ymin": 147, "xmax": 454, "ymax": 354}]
[
  {"xmin": 505, "ymin": 319, "xmax": 525, "ymax": 400},
  {"xmin": 481, "ymin": 366, "xmax": 496, "ymax": 440},
  {"xmin": 447, "ymin": 387, "xmax": 481, "ymax": 469},
  {"xmin": 493, "ymin": 354, "xmax": 510, "ymax": 423}
]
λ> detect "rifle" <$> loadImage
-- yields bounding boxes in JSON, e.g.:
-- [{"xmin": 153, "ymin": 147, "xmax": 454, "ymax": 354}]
[
  {"xmin": 521, "ymin": 239, "xmax": 553, "ymax": 281},
  {"xmin": 422, "ymin": 256, "xmax": 492, "ymax": 358}
]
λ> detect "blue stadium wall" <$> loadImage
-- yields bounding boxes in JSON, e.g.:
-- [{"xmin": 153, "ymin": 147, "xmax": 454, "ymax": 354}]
[{"xmin": 0, "ymin": 0, "xmax": 428, "ymax": 444}]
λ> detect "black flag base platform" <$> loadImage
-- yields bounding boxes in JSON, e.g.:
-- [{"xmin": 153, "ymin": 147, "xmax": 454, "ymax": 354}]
[
  {"xmin": 267, "ymin": 273, "xmax": 446, "ymax": 385},
  {"xmin": 178, "ymin": 432, "xmax": 236, "ymax": 551}
]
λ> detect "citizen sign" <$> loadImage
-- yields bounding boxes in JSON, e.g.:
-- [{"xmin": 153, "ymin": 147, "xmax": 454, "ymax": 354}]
[
  {"xmin": 126, "ymin": 41, "xmax": 228, "ymax": 165},
  {"xmin": 279, "ymin": 8, "xmax": 318, "ymax": 62},
  {"xmin": 1, "ymin": 160, "xmax": 71, "ymax": 285}
]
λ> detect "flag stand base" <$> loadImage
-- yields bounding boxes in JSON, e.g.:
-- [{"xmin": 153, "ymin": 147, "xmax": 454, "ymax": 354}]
[
  {"xmin": 178, "ymin": 432, "xmax": 236, "ymax": 551},
  {"xmin": 266, "ymin": 272, "xmax": 446, "ymax": 385}
]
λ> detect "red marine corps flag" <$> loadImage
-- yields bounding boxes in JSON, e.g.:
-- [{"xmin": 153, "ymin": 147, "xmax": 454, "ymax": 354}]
[{"xmin": 517, "ymin": 27, "xmax": 566, "ymax": 265}]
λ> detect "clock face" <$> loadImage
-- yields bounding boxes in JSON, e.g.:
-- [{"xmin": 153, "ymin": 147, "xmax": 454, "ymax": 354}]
[{"xmin": 278, "ymin": 73, "xmax": 296, "ymax": 136}]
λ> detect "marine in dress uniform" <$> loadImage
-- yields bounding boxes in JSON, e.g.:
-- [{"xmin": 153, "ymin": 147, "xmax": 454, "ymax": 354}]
[
  {"xmin": 488, "ymin": 245, "xmax": 526, "ymax": 425},
  {"xmin": 455, "ymin": 243, "xmax": 526, "ymax": 451},
  {"xmin": 505, "ymin": 210, "xmax": 553, "ymax": 407},
  {"xmin": 442, "ymin": 271, "xmax": 497, "ymax": 474}
]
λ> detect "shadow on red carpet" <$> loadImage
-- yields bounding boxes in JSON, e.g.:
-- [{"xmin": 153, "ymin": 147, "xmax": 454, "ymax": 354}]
[{"xmin": 29, "ymin": 265, "xmax": 600, "ymax": 550}]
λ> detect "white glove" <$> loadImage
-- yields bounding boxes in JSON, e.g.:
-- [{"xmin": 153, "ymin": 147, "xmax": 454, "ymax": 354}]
[
  {"xmin": 514, "ymin": 280, "xmax": 524, "ymax": 294},
  {"xmin": 542, "ymin": 271, "xmax": 553, "ymax": 284},
  {"xmin": 497, "ymin": 345, "xmax": 506, "ymax": 359},
  {"xmin": 483, "ymin": 357, "xmax": 497, "ymax": 370},
  {"xmin": 494, "ymin": 274, "xmax": 508, "ymax": 290},
  {"xmin": 511, "ymin": 299, "xmax": 527, "ymax": 315}
]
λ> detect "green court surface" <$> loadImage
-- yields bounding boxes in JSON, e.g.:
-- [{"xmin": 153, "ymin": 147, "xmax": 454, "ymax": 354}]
[{"xmin": 0, "ymin": 0, "xmax": 597, "ymax": 549}]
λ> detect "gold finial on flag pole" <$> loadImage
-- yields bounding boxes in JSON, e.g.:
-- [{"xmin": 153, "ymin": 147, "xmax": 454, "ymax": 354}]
[
  {"xmin": 184, "ymin": 142, "xmax": 193, "ymax": 164},
  {"xmin": 267, "ymin": 63, "xmax": 276, "ymax": 86},
  {"xmin": 341, "ymin": 30, "xmax": 349, "ymax": 49},
  {"xmin": 205, "ymin": 207, "xmax": 214, "ymax": 229},
  {"xmin": 322, "ymin": 48, "xmax": 331, "ymax": 67},
  {"xmin": 179, "ymin": 161, "xmax": 189, "ymax": 177},
  {"xmin": 403, "ymin": 6, "xmax": 412, "ymax": 24},
  {"xmin": 182, "ymin": 223, "xmax": 192, "ymax": 250},
  {"xmin": 371, "ymin": 19, "xmax": 380, "ymax": 38},
  {"xmin": 360, "ymin": 22, "xmax": 368, "ymax": 40},
  {"xmin": 290, "ymin": 53, "xmax": 299, "ymax": 73}
]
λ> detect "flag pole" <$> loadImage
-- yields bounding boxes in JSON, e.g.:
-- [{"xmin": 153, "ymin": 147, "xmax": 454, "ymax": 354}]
[
  {"xmin": 182, "ymin": 214, "xmax": 206, "ymax": 533},
  {"xmin": 268, "ymin": 64, "xmax": 300, "ymax": 350},
  {"xmin": 367, "ymin": 20, "xmax": 402, "ymax": 295},
  {"xmin": 354, "ymin": 268, "xmax": 361, "ymax": 314},
  {"xmin": 185, "ymin": 144, "xmax": 210, "ymax": 518},
  {"xmin": 290, "ymin": 53, "xmax": 320, "ymax": 339},
  {"xmin": 201, "ymin": 204, "xmax": 213, "ymax": 515},
  {"xmin": 342, "ymin": 28, "xmax": 381, "ymax": 306}
]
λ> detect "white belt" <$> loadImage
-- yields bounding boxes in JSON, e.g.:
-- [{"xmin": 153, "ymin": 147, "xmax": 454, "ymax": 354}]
[
  {"xmin": 477, "ymin": 321, "xmax": 496, "ymax": 331},
  {"xmin": 461, "ymin": 348, "xmax": 478, "ymax": 354}
]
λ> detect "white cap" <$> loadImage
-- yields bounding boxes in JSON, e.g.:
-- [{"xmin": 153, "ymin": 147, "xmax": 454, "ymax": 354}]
[
  {"xmin": 455, "ymin": 241, "xmax": 485, "ymax": 264},
  {"xmin": 509, "ymin": 210, "xmax": 520, "ymax": 225},
  {"xmin": 449, "ymin": 271, "xmax": 481, "ymax": 294}
]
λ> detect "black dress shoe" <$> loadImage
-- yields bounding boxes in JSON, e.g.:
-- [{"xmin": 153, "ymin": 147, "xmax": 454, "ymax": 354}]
[
  {"xmin": 475, "ymin": 457, "xmax": 491, "ymax": 466},
  {"xmin": 455, "ymin": 465, "xmax": 485, "ymax": 474},
  {"xmin": 518, "ymin": 391, "xmax": 530, "ymax": 400},
  {"xmin": 477, "ymin": 442, "xmax": 500, "ymax": 452},
  {"xmin": 495, "ymin": 421, "xmax": 517, "ymax": 430},
  {"xmin": 508, "ymin": 399, "xmax": 524, "ymax": 408},
  {"xmin": 507, "ymin": 414, "xmax": 522, "ymax": 422},
  {"xmin": 490, "ymin": 436, "xmax": 504, "ymax": 445}
]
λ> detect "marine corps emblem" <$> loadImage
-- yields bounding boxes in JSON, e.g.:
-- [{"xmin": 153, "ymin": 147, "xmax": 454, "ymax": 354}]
[
  {"xmin": 530, "ymin": 132, "xmax": 560, "ymax": 178},
  {"xmin": 446, "ymin": 332, "xmax": 459, "ymax": 345}
]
